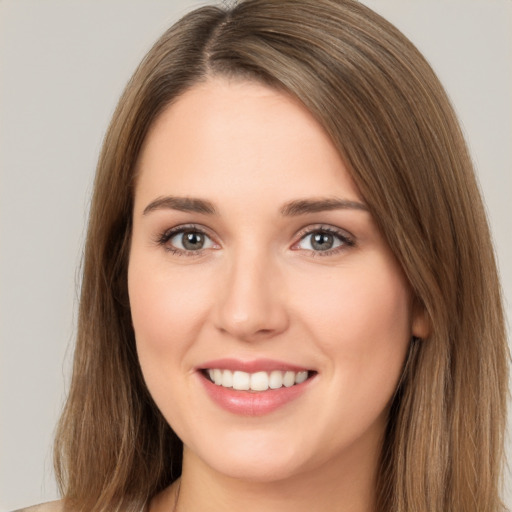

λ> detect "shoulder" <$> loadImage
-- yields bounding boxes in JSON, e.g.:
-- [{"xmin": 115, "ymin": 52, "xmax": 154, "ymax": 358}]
[{"xmin": 12, "ymin": 500, "xmax": 64, "ymax": 512}]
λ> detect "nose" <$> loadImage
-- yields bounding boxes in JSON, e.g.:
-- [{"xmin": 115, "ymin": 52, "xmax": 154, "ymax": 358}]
[{"xmin": 214, "ymin": 248, "xmax": 289, "ymax": 342}]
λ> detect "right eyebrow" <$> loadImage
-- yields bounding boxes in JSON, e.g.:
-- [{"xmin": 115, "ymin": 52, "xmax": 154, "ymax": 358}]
[{"xmin": 142, "ymin": 196, "xmax": 217, "ymax": 216}]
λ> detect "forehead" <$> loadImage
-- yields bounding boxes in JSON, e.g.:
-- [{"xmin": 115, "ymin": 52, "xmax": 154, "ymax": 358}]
[{"xmin": 134, "ymin": 78, "xmax": 362, "ymax": 213}]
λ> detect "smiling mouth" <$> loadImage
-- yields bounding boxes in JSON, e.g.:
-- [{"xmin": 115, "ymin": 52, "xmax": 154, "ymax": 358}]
[{"xmin": 201, "ymin": 369, "xmax": 316, "ymax": 392}]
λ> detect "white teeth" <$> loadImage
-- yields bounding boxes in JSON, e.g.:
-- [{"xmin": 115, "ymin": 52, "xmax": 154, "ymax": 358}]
[
  {"xmin": 283, "ymin": 371, "xmax": 295, "ymax": 387},
  {"xmin": 232, "ymin": 370, "xmax": 250, "ymax": 391},
  {"xmin": 207, "ymin": 369, "xmax": 310, "ymax": 391},
  {"xmin": 269, "ymin": 370, "xmax": 283, "ymax": 389},
  {"xmin": 221, "ymin": 369, "xmax": 233, "ymax": 388},
  {"xmin": 250, "ymin": 371, "xmax": 269, "ymax": 391},
  {"xmin": 213, "ymin": 369, "xmax": 223, "ymax": 385},
  {"xmin": 295, "ymin": 371, "xmax": 308, "ymax": 384}
]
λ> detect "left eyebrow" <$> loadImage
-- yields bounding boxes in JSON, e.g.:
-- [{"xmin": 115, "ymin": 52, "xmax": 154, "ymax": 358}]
[{"xmin": 280, "ymin": 197, "xmax": 369, "ymax": 216}]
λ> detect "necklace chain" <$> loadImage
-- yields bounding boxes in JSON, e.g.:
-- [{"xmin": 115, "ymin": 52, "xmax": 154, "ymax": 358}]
[{"xmin": 171, "ymin": 479, "xmax": 181, "ymax": 512}]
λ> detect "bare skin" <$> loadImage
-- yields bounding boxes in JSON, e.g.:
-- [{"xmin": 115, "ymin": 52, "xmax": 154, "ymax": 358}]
[{"xmin": 130, "ymin": 78, "xmax": 429, "ymax": 512}]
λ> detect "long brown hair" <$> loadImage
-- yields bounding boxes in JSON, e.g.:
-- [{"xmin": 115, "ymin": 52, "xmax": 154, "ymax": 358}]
[{"xmin": 54, "ymin": 1, "xmax": 509, "ymax": 511}]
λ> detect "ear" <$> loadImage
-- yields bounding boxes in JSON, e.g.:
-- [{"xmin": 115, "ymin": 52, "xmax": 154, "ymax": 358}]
[{"xmin": 411, "ymin": 297, "xmax": 430, "ymax": 340}]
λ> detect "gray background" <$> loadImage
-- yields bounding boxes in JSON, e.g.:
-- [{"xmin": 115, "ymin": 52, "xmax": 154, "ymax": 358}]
[{"xmin": 1, "ymin": 1, "xmax": 510, "ymax": 510}]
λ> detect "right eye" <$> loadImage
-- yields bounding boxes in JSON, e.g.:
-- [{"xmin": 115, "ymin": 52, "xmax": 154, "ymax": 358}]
[{"xmin": 158, "ymin": 225, "xmax": 217, "ymax": 255}]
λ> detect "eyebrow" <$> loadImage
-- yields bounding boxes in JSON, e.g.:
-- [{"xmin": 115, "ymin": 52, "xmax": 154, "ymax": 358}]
[
  {"xmin": 142, "ymin": 195, "xmax": 368, "ymax": 217},
  {"xmin": 143, "ymin": 196, "xmax": 217, "ymax": 215},
  {"xmin": 280, "ymin": 197, "xmax": 368, "ymax": 216}
]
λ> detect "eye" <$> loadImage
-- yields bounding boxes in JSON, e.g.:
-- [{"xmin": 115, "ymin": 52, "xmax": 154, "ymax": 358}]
[
  {"xmin": 294, "ymin": 227, "xmax": 354, "ymax": 254},
  {"xmin": 157, "ymin": 225, "xmax": 217, "ymax": 254},
  {"xmin": 171, "ymin": 230, "xmax": 214, "ymax": 251}
]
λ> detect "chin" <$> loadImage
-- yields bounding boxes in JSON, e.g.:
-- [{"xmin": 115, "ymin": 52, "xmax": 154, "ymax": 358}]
[
  {"xmin": 204, "ymin": 453, "xmax": 309, "ymax": 483},
  {"xmin": 184, "ymin": 429, "xmax": 317, "ymax": 483}
]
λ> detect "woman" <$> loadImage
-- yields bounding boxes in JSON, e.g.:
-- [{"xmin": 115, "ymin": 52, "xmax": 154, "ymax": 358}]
[{"xmin": 19, "ymin": 0, "xmax": 509, "ymax": 511}]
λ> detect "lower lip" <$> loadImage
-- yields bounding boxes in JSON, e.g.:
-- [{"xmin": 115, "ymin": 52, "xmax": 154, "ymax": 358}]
[{"xmin": 199, "ymin": 372, "xmax": 314, "ymax": 416}]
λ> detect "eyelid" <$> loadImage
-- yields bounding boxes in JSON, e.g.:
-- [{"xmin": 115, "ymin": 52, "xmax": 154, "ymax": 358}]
[
  {"xmin": 155, "ymin": 223, "xmax": 220, "ymax": 255},
  {"xmin": 291, "ymin": 224, "xmax": 355, "ymax": 255},
  {"xmin": 154, "ymin": 222, "xmax": 355, "ymax": 257}
]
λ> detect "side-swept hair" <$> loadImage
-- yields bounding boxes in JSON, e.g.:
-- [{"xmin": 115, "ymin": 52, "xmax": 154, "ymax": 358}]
[{"xmin": 54, "ymin": 1, "xmax": 509, "ymax": 511}]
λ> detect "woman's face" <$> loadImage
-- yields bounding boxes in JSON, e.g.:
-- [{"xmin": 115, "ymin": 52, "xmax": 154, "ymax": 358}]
[{"xmin": 128, "ymin": 78, "xmax": 427, "ymax": 483}]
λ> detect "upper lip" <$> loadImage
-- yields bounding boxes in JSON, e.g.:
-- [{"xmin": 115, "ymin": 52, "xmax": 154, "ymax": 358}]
[{"xmin": 198, "ymin": 358, "xmax": 312, "ymax": 373}]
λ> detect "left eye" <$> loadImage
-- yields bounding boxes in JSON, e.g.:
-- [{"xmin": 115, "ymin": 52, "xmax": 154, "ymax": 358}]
[
  {"xmin": 169, "ymin": 230, "xmax": 215, "ymax": 251},
  {"xmin": 296, "ymin": 230, "xmax": 347, "ymax": 252}
]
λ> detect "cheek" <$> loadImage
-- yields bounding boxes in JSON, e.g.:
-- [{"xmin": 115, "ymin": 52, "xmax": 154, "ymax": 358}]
[
  {"xmin": 288, "ymin": 258, "xmax": 412, "ymax": 450},
  {"xmin": 127, "ymin": 253, "xmax": 213, "ymax": 372},
  {"xmin": 298, "ymin": 255, "xmax": 411, "ymax": 346},
  {"xmin": 127, "ymin": 252, "xmax": 220, "ymax": 434},
  {"xmin": 293, "ymin": 255, "xmax": 412, "ymax": 402}
]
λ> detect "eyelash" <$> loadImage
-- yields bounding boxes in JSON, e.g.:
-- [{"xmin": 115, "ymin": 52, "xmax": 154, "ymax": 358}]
[
  {"xmin": 155, "ymin": 224, "xmax": 214, "ymax": 256},
  {"xmin": 155, "ymin": 224, "xmax": 355, "ymax": 257},
  {"xmin": 293, "ymin": 225, "xmax": 355, "ymax": 257}
]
